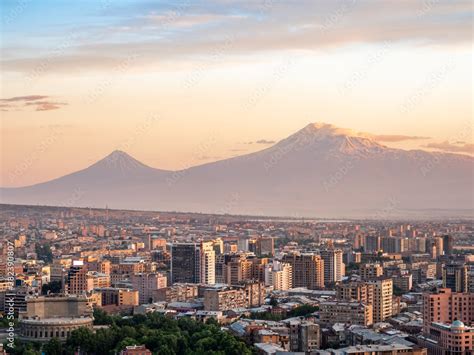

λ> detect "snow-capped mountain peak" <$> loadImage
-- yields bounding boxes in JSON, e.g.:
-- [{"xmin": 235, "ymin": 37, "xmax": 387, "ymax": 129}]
[{"xmin": 270, "ymin": 122, "xmax": 384, "ymax": 155}]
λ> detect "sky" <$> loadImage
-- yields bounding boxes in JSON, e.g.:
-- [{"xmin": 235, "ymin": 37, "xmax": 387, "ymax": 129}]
[{"xmin": 1, "ymin": 0, "xmax": 473, "ymax": 187}]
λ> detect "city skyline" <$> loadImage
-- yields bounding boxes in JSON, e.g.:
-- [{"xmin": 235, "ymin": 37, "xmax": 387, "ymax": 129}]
[{"xmin": 1, "ymin": 203, "xmax": 473, "ymax": 354}]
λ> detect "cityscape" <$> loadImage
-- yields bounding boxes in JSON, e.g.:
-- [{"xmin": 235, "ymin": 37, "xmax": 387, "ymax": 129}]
[
  {"xmin": 0, "ymin": 205, "xmax": 473, "ymax": 354},
  {"xmin": 1, "ymin": 0, "xmax": 473, "ymax": 355}
]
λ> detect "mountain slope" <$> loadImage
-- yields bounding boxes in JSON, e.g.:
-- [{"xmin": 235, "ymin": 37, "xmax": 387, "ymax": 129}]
[
  {"xmin": 0, "ymin": 150, "xmax": 171, "ymax": 208},
  {"xmin": 1, "ymin": 123, "xmax": 473, "ymax": 218}
]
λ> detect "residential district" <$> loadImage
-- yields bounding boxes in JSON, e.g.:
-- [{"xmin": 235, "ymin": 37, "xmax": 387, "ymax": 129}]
[{"xmin": 0, "ymin": 204, "xmax": 473, "ymax": 355}]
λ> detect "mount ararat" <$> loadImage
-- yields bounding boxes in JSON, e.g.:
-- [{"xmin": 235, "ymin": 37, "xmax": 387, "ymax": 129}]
[{"xmin": 1, "ymin": 123, "xmax": 473, "ymax": 218}]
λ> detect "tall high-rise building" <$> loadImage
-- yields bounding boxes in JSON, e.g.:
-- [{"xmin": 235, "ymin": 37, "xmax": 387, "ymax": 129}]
[
  {"xmin": 199, "ymin": 241, "xmax": 216, "ymax": 285},
  {"xmin": 360, "ymin": 263, "xmax": 383, "ymax": 281},
  {"xmin": 442, "ymin": 235, "xmax": 454, "ymax": 255},
  {"xmin": 336, "ymin": 281, "xmax": 374, "ymax": 305},
  {"xmin": 224, "ymin": 255, "xmax": 252, "ymax": 285},
  {"xmin": 248, "ymin": 239, "xmax": 258, "ymax": 254},
  {"xmin": 212, "ymin": 238, "xmax": 224, "ymax": 255},
  {"xmin": 469, "ymin": 268, "xmax": 474, "ymax": 293},
  {"xmin": 130, "ymin": 273, "xmax": 167, "ymax": 304},
  {"xmin": 353, "ymin": 233, "xmax": 364, "ymax": 250},
  {"xmin": 215, "ymin": 254, "xmax": 229, "ymax": 284},
  {"xmin": 320, "ymin": 249, "xmax": 344, "ymax": 285},
  {"xmin": 381, "ymin": 237, "xmax": 408, "ymax": 253},
  {"xmin": 430, "ymin": 236, "xmax": 444, "ymax": 259},
  {"xmin": 408, "ymin": 237, "xmax": 427, "ymax": 253},
  {"xmin": 264, "ymin": 261, "xmax": 293, "ymax": 291},
  {"xmin": 368, "ymin": 277, "xmax": 393, "ymax": 323},
  {"xmin": 249, "ymin": 257, "xmax": 267, "ymax": 282},
  {"xmin": 257, "ymin": 237, "xmax": 274, "ymax": 257},
  {"xmin": 237, "ymin": 238, "xmax": 249, "ymax": 252},
  {"xmin": 282, "ymin": 253, "xmax": 324, "ymax": 289},
  {"xmin": 171, "ymin": 243, "xmax": 200, "ymax": 284},
  {"xmin": 67, "ymin": 261, "xmax": 93, "ymax": 295},
  {"xmin": 364, "ymin": 235, "xmax": 381, "ymax": 252},
  {"xmin": 170, "ymin": 242, "xmax": 215, "ymax": 285},
  {"xmin": 442, "ymin": 263, "xmax": 468, "ymax": 293}
]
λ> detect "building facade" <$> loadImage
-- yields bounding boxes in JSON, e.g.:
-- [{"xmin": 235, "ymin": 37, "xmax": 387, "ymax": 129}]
[
  {"xmin": 422, "ymin": 288, "xmax": 474, "ymax": 334},
  {"xmin": 320, "ymin": 249, "xmax": 345, "ymax": 286},
  {"xmin": 442, "ymin": 263, "xmax": 468, "ymax": 293},
  {"xmin": 319, "ymin": 301, "xmax": 373, "ymax": 326},
  {"xmin": 368, "ymin": 278, "xmax": 393, "ymax": 323},
  {"xmin": 282, "ymin": 253, "xmax": 324, "ymax": 290},
  {"xmin": 19, "ymin": 295, "xmax": 93, "ymax": 342},
  {"xmin": 131, "ymin": 273, "xmax": 167, "ymax": 304}
]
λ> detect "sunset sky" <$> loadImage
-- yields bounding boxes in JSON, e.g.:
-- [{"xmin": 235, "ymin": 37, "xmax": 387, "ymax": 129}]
[{"xmin": 1, "ymin": 0, "xmax": 472, "ymax": 187}]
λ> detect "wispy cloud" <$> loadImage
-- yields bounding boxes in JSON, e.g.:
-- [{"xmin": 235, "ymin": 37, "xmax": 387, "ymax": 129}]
[
  {"xmin": 256, "ymin": 139, "xmax": 276, "ymax": 145},
  {"xmin": 144, "ymin": 12, "xmax": 236, "ymax": 28},
  {"xmin": 0, "ymin": 95, "xmax": 68, "ymax": 112},
  {"xmin": 1, "ymin": 95, "xmax": 49, "ymax": 102},
  {"xmin": 246, "ymin": 139, "xmax": 276, "ymax": 145},
  {"xmin": 371, "ymin": 134, "xmax": 431, "ymax": 142},
  {"xmin": 1, "ymin": 1, "xmax": 471, "ymax": 74},
  {"xmin": 0, "ymin": 103, "xmax": 14, "ymax": 111},
  {"xmin": 424, "ymin": 141, "xmax": 474, "ymax": 154}
]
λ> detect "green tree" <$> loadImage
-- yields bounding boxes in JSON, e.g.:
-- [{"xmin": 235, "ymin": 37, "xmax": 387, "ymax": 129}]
[
  {"xmin": 35, "ymin": 243, "xmax": 53, "ymax": 263},
  {"xmin": 269, "ymin": 296, "xmax": 278, "ymax": 307},
  {"xmin": 93, "ymin": 307, "xmax": 116, "ymax": 325},
  {"xmin": 287, "ymin": 304, "xmax": 318, "ymax": 318},
  {"xmin": 41, "ymin": 280, "xmax": 63, "ymax": 295},
  {"xmin": 29, "ymin": 312, "xmax": 256, "ymax": 355},
  {"xmin": 393, "ymin": 285, "xmax": 404, "ymax": 296},
  {"xmin": 5, "ymin": 340, "xmax": 41, "ymax": 355},
  {"xmin": 66, "ymin": 327, "xmax": 96, "ymax": 353},
  {"xmin": 115, "ymin": 337, "xmax": 138, "ymax": 353},
  {"xmin": 43, "ymin": 338, "xmax": 62, "ymax": 355}
]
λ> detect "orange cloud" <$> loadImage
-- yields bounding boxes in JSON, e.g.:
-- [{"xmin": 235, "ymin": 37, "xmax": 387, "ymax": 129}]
[
  {"xmin": 1, "ymin": 95, "xmax": 49, "ymax": 102},
  {"xmin": 372, "ymin": 135, "xmax": 430, "ymax": 142},
  {"xmin": 424, "ymin": 141, "xmax": 474, "ymax": 154},
  {"xmin": 246, "ymin": 139, "xmax": 276, "ymax": 145},
  {"xmin": 0, "ymin": 95, "xmax": 68, "ymax": 112}
]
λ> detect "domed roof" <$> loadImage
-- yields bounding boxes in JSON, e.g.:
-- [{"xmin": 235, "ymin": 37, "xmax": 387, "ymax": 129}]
[{"xmin": 452, "ymin": 320, "xmax": 465, "ymax": 328}]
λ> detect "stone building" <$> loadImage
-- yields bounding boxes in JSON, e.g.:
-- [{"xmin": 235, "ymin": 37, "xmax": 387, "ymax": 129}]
[
  {"xmin": 282, "ymin": 253, "xmax": 324, "ymax": 290},
  {"xmin": 319, "ymin": 300, "xmax": 373, "ymax": 326},
  {"xmin": 19, "ymin": 295, "xmax": 93, "ymax": 342}
]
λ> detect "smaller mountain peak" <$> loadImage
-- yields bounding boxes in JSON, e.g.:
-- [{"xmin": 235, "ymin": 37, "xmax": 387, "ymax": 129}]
[
  {"xmin": 108, "ymin": 150, "xmax": 131, "ymax": 158},
  {"xmin": 91, "ymin": 150, "xmax": 152, "ymax": 172}
]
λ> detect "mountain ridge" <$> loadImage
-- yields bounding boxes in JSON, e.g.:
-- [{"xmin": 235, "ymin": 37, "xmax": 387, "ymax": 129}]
[{"xmin": 1, "ymin": 122, "xmax": 473, "ymax": 218}]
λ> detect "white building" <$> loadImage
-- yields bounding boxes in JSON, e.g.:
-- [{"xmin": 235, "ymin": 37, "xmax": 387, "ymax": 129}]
[
  {"xmin": 199, "ymin": 241, "xmax": 216, "ymax": 285},
  {"xmin": 265, "ymin": 261, "xmax": 292, "ymax": 290}
]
